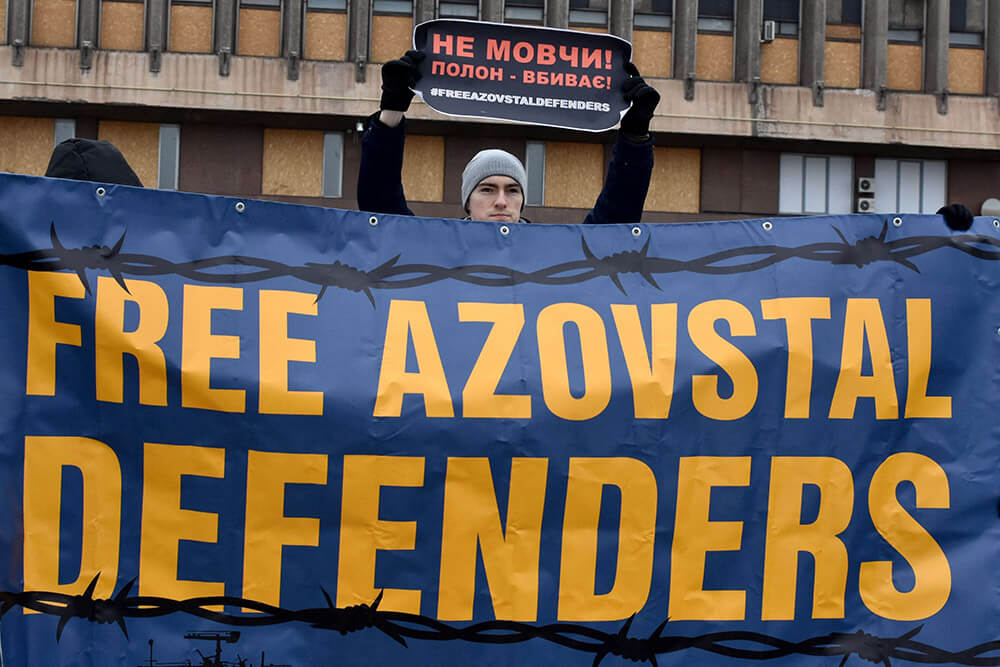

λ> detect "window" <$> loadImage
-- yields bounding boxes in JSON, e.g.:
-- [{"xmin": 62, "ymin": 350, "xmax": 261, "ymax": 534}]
[
  {"xmin": 307, "ymin": 0, "xmax": 346, "ymax": 9},
  {"xmin": 525, "ymin": 141, "xmax": 545, "ymax": 207},
  {"xmin": 831, "ymin": 0, "xmax": 861, "ymax": 25},
  {"xmin": 569, "ymin": 0, "xmax": 607, "ymax": 28},
  {"xmin": 439, "ymin": 0, "xmax": 477, "ymax": 19},
  {"xmin": 779, "ymin": 154, "xmax": 854, "ymax": 215},
  {"xmin": 322, "ymin": 132, "xmax": 343, "ymax": 198},
  {"xmin": 158, "ymin": 124, "xmax": 180, "ymax": 190},
  {"xmin": 888, "ymin": 0, "xmax": 922, "ymax": 42},
  {"xmin": 168, "ymin": 0, "xmax": 214, "ymax": 54},
  {"xmin": 54, "ymin": 119, "xmax": 76, "ymax": 145},
  {"xmin": 698, "ymin": 0, "xmax": 733, "ymax": 32},
  {"xmin": 505, "ymin": 0, "xmax": 542, "ymax": 24},
  {"xmin": 763, "ymin": 0, "xmax": 797, "ymax": 36},
  {"xmin": 373, "ymin": 0, "xmax": 411, "ymax": 13},
  {"xmin": 634, "ymin": 0, "xmax": 670, "ymax": 29},
  {"xmin": 873, "ymin": 159, "xmax": 946, "ymax": 214},
  {"xmin": 950, "ymin": 0, "xmax": 984, "ymax": 47}
]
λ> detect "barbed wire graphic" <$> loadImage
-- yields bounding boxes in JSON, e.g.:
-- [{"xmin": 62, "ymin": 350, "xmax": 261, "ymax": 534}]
[
  {"xmin": 0, "ymin": 223, "xmax": 996, "ymax": 304},
  {"xmin": 0, "ymin": 575, "xmax": 998, "ymax": 666}
]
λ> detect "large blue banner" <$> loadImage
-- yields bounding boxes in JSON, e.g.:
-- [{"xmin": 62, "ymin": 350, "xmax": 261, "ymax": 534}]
[{"xmin": 0, "ymin": 171, "xmax": 998, "ymax": 666}]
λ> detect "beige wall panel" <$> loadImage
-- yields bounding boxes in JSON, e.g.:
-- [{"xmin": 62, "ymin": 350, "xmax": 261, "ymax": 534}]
[
  {"xmin": 761, "ymin": 37, "xmax": 798, "ymax": 84},
  {"xmin": 0, "ymin": 117, "xmax": 54, "ymax": 175},
  {"xmin": 305, "ymin": 12, "xmax": 346, "ymax": 60},
  {"xmin": 98, "ymin": 120, "xmax": 159, "ymax": 187},
  {"xmin": 633, "ymin": 30, "xmax": 670, "ymax": 79},
  {"xmin": 100, "ymin": 2, "xmax": 144, "ymax": 51},
  {"xmin": 887, "ymin": 44, "xmax": 922, "ymax": 91},
  {"xmin": 646, "ymin": 147, "xmax": 699, "ymax": 213},
  {"xmin": 824, "ymin": 40, "xmax": 860, "ymax": 88},
  {"xmin": 262, "ymin": 128, "xmax": 323, "ymax": 196},
  {"xmin": 696, "ymin": 33, "xmax": 733, "ymax": 81},
  {"xmin": 371, "ymin": 15, "xmax": 413, "ymax": 63},
  {"xmin": 31, "ymin": 0, "xmax": 77, "ymax": 47},
  {"xmin": 576, "ymin": 26, "xmax": 608, "ymax": 34},
  {"xmin": 402, "ymin": 135, "xmax": 444, "ymax": 203},
  {"xmin": 544, "ymin": 142, "xmax": 603, "ymax": 209},
  {"xmin": 826, "ymin": 25, "xmax": 860, "ymax": 39},
  {"xmin": 238, "ymin": 7, "xmax": 280, "ymax": 57},
  {"xmin": 169, "ymin": 4, "xmax": 213, "ymax": 53},
  {"xmin": 949, "ymin": 48, "xmax": 984, "ymax": 95}
]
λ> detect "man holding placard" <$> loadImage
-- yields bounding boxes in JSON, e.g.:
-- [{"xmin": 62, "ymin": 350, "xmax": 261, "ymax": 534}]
[{"xmin": 357, "ymin": 22, "xmax": 660, "ymax": 225}]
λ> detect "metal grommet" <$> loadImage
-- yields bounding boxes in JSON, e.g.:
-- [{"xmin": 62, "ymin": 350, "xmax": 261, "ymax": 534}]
[
  {"xmin": 996, "ymin": 327, "xmax": 1000, "ymax": 337},
  {"xmin": 993, "ymin": 219, "xmax": 999, "ymax": 229},
  {"xmin": 631, "ymin": 226, "xmax": 642, "ymax": 237},
  {"xmin": 892, "ymin": 216, "xmax": 902, "ymax": 227},
  {"xmin": 499, "ymin": 224, "xmax": 510, "ymax": 236},
  {"xmin": 235, "ymin": 201, "xmax": 246, "ymax": 213},
  {"xmin": 762, "ymin": 220, "xmax": 773, "ymax": 231},
  {"xmin": 369, "ymin": 216, "xmax": 378, "ymax": 227},
  {"xmin": 96, "ymin": 187, "xmax": 106, "ymax": 197}
]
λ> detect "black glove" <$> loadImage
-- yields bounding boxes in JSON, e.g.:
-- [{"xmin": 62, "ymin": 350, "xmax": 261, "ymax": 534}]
[
  {"xmin": 380, "ymin": 50, "xmax": 425, "ymax": 112},
  {"xmin": 620, "ymin": 62, "xmax": 660, "ymax": 140},
  {"xmin": 937, "ymin": 203, "xmax": 973, "ymax": 231}
]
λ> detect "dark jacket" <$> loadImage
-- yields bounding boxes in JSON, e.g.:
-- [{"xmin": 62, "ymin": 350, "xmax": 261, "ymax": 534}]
[
  {"xmin": 357, "ymin": 115, "xmax": 655, "ymax": 224},
  {"xmin": 45, "ymin": 138, "xmax": 143, "ymax": 187}
]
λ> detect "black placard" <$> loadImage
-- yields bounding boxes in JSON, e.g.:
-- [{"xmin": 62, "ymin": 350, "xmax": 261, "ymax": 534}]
[{"xmin": 413, "ymin": 19, "xmax": 632, "ymax": 132}]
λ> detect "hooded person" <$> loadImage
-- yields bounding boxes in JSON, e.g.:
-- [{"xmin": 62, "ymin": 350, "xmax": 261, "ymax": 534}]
[
  {"xmin": 357, "ymin": 50, "xmax": 659, "ymax": 224},
  {"xmin": 44, "ymin": 138, "xmax": 143, "ymax": 187}
]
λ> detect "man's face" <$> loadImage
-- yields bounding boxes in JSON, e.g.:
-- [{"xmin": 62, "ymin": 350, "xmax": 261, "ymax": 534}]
[{"xmin": 466, "ymin": 175, "xmax": 523, "ymax": 223}]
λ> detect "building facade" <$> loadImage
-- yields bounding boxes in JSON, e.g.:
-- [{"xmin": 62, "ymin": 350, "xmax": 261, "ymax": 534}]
[{"xmin": 2, "ymin": 0, "xmax": 999, "ymax": 223}]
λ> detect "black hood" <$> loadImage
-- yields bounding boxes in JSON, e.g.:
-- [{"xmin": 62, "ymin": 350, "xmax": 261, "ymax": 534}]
[{"xmin": 45, "ymin": 138, "xmax": 143, "ymax": 187}]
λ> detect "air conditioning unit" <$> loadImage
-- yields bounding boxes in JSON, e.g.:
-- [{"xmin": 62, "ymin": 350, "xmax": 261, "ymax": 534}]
[
  {"xmin": 762, "ymin": 20, "xmax": 776, "ymax": 42},
  {"xmin": 856, "ymin": 197, "xmax": 875, "ymax": 213},
  {"xmin": 857, "ymin": 176, "xmax": 875, "ymax": 194}
]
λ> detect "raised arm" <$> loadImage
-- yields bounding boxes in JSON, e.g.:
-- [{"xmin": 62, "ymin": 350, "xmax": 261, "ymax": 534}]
[
  {"xmin": 585, "ymin": 63, "xmax": 659, "ymax": 225},
  {"xmin": 357, "ymin": 50, "xmax": 425, "ymax": 216}
]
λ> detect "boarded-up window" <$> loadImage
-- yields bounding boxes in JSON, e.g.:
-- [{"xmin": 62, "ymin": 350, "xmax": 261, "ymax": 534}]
[
  {"xmin": 238, "ymin": 0, "xmax": 280, "ymax": 57},
  {"xmin": 170, "ymin": 2, "xmax": 214, "ymax": 53},
  {"xmin": 647, "ymin": 147, "xmax": 700, "ymax": 213},
  {"xmin": 543, "ymin": 142, "xmax": 602, "ymax": 209},
  {"xmin": 31, "ymin": 0, "xmax": 77, "ymax": 47},
  {"xmin": 886, "ymin": 44, "xmax": 922, "ymax": 91},
  {"xmin": 304, "ymin": 7, "xmax": 346, "ymax": 60},
  {"xmin": 371, "ymin": 14, "xmax": 412, "ymax": 63},
  {"xmin": 97, "ymin": 120, "xmax": 160, "ymax": 187},
  {"xmin": 0, "ymin": 116, "xmax": 55, "ymax": 176},
  {"xmin": 632, "ymin": 30, "xmax": 670, "ymax": 78},
  {"xmin": 824, "ymin": 40, "xmax": 860, "ymax": 88},
  {"xmin": 402, "ymin": 135, "xmax": 444, "ymax": 203},
  {"xmin": 696, "ymin": 33, "xmax": 733, "ymax": 81},
  {"xmin": 262, "ymin": 128, "xmax": 323, "ymax": 196},
  {"xmin": 761, "ymin": 37, "xmax": 797, "ymax": 84},
  {"xmin": 100, "ymin": 0, "xmax": 144, "ymax": 51}
]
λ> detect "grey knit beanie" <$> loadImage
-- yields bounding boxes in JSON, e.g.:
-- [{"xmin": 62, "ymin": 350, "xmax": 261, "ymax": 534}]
[{"xmin": 461, "ymin": 149, "xmax": 527, "ymax": 208}]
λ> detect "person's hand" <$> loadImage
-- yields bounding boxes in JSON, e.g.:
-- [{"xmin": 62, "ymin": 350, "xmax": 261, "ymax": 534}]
[
  {"xmin": 937, "ymin": 203, "xmax": 974, "ymax": 231},
  {"xmin": 620, "ymin": 62, "xmax": 660, "ymax": 140},
  {"xmin": 380, "ymin": 50, "xmax": 426, "ymax": 112}
]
